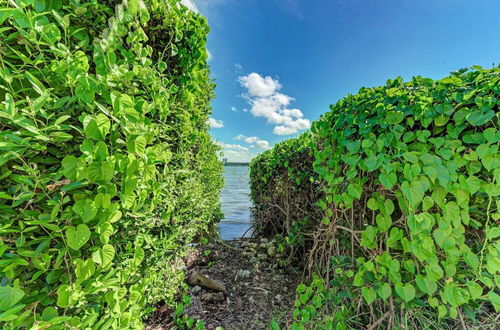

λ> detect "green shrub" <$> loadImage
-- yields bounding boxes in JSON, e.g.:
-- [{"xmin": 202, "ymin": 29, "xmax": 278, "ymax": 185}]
[
  {"xmin": 250, "ymin": 66, "xmax": 499, "ymax": 327},
  {"xmin": 0, "ymin": 0, "xmax": 222, "ymax": 328}
]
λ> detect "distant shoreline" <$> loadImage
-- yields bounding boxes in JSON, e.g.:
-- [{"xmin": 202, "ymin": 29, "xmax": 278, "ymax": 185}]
[{"xmin": 223, "ymin": 162, "xmax": 250, "ymax": 167}]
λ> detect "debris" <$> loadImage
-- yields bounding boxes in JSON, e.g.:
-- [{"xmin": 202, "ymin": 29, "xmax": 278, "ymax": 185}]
[
  {"xmin": 188, "ymin": 271, "xmax": 227, "ymax": 293},
  {"xmin": 201, "ymin": 292, "xmax": 225, "ymax": 303}
]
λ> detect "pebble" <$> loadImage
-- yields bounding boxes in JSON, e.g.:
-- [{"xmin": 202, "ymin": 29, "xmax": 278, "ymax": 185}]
[
  {"xmin": 192, "ymin": 285, "xmax": 202, "ymax": 293},
  {"xmin": 260, "ymin": 238, "xmax": 268, "ymax": 244},
  {"xmin": 275, "ymin": 294, "xmax": 283, "ymax": 302},
  {"xmin": 250, "ymin": 256, "xmax": 260, "ymax": 264},
  {"xmin": 257, "ymin": 253, "xmax": 268, "ymax": 261},
  {"xmin": 240, "ymin": 270, "xmax": 251, "ymax": 278},
  {"xmin": 267, "ymin": 246, "xmax": 276, "ymax": 257}
]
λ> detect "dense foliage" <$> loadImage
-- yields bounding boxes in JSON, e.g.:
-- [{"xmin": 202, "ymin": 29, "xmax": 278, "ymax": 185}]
[
  {"xmin": 0, "ymin": 0, "xmax": 222, "ymax": 328},
  {"xmin": 251, "ymin": 66, "xmax": 499, "ymax": 328}
]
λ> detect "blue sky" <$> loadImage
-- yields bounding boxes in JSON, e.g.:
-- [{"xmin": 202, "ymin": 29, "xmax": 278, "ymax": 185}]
[{"xmin": 182, "ymin": 0, "xmax": 500, "ymax": 161}]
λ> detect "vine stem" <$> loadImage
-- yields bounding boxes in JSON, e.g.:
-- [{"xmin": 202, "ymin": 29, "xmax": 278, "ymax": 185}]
[{"xmin": 477, "ymin": 194, "xmax": 492, "ymax": 275}]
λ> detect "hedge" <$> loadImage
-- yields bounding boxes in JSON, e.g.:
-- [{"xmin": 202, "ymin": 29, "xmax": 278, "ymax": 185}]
[
  {"xmin": 0, "ymin": 0, "xmax": 222, "ymax": 328},
  {"xmin": 250, "ymin": 66, "xmax": 499, "ymax": 327}
]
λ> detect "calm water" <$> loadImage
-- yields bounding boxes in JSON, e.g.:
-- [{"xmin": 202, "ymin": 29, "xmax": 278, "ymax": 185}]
[{"xmin": 218, "ymin": 166, "xmax": 254, "ymax": 240}]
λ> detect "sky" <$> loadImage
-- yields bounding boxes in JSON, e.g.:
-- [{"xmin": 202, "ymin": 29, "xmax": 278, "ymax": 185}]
[{"xmin": 182, "ymin": 0, "xmax": 500, "ymax": 162}]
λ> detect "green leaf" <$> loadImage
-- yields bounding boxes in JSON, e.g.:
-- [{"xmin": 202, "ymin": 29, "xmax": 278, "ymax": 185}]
[
  {"xmin": 376, "ymin": 214, "xmax": 392, "ymax": 232},
  {"xmin": 487, "ymin": 291, "xmax": 500, "ymax": 312},
  {"xmin": 347, "ymin": 183, "xmax": 362, "ymax": 199},
  {"xmin": 41, "ymin": 306, "xmax": 58, "ymax": 321},
  {"xmin": 296, "ymin": 284, "xmax": 307, "ymax": 293},
  {"xmin": 395, "ymin": 282, "xmax": 415, "ymax": 303},
  {"xmin": 361, "ymin": 286, "xmax": 377, "ymax": 304},
  {"xmin": 92, "ymin": 244, "xmax": 115, "ymax": 267},
  {"xmin": 466, "ymin": 109, "xmax": 494, "ymax": 126},
  {"xmin": 466, "ymin": 281, "xmax": 482, "ymax": 300},
  {"xmin": 443, "ymin": 283, "xmax": 469, "ymax": 307},
  {"xmin": 415, "ymin": 274, "xmax": 437, "ymax": 295},
  {"xmin": 56, "ymin": 284, "xmax": 70, "ymax": 308},
  {"xmin": 65, "ymin": 224, "xmax": 91, "ymax": 250},
  {"xmin": 73, "ymin": 199, "xmax": 98, "ymax": 222},
  {"xmin": 0, "ymin": 286, "xmax": 25, "ymax": 311},
  {"xmin": 88, "ymin": 161, "xmax": 114, "ymax": 183},
  {"xmin": 377, "ymin": 283, "xmax": 392, "ymax": 300},
  {"xmin": 403, "ymin": 152, "xmax": 419, "ymax": 164},
  {"xmin": 128, "ymin": 135, "xmax": 146, "ymax": 154},
  {"xmin": 42, "ymin": 23, "xmax": 61, "ymax": 45},
  {"xmin": 76, "ymin": 76, "xmax": 96, "ymax": 103},
  {"xmin": 435, "ymin": 165, "xmax": 450, "ymax": 186},
  {"xmin": 379, "ymin": 171, "xmax": 397, "ymax": 189},
  {"xmin": 74, "ymin": 258, "xmax": 95, "ymax": 281}
]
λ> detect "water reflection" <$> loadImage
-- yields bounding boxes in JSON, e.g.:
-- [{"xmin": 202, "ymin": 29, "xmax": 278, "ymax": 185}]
[{"xmin": 218, "ymin": 166, "xmax": 254, "ymax": 240}]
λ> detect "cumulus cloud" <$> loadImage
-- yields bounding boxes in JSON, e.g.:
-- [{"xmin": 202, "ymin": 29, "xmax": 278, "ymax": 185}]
[
  {"xmin": 208, "ymin": 117, "xmax": 224, "ymax": 128},
  {"xmin": 217, "ymin": 141, "xmax": 248, "ymax": 151},
  {"xmin": 234, "ymin": 134, "xmax": 271, "ymax": 149},
  {"xmin": 217, "ymin": 141, "xmax": 255, "ymax": 162},
  {"xmin": 230, "ymin": 106, "xmax": 238, "ymax": 112},
  {"xmin": 238, "ymin": 73, "xmax": 282, "ymax": 98},
  {"xmin": 238, "ymin": 73, "xmax": 311, "ymax": 135}
]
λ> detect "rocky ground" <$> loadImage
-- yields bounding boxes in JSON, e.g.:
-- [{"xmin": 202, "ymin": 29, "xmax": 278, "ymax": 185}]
[{"xmin": 146, "ymin": 238, "xmax": 300, "ymax": 329}]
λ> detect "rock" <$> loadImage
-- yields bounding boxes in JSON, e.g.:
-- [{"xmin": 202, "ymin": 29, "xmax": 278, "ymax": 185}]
[
  {"xmin": 260, "ymin": 238, "xmax": 268, "ymax": 244},
  {"xmin": 192, "ymin": 285, "xmax": 202, "ymax": 293},
  {"xmin": 250, "ymin": 256, "xmax": 260, "ymax": 264},
  {"xmin": 242, "ymin": 251, "xmax": 253, "ymax": 258},
  {"xmin": 275, "ymin": 294, "xmax": 283, "ymax": 302},
  {"xmin": 241, "ymin": 241, "xmax": 250, "ymax": 248},
  {"xmin": 257, "ymin": 253, "xmax": 268, "ymax": 261},
  {"xmin": 200, "ymin": 292, "xmax": 225, "ymax": 303},
  {"xmin": 240, "ymin": 269, "xmax": 251, "ymax": 278},
  {"xmin": 248, "ymin": 296, "xmax": 255, "ymax": 304},
  {"xmin": 267, "ymin": 246, "xmax": 276, "ymax": 257},
  {"xmin": 259, "ymin": 242, "xmax": 268, "ymax": 249}
]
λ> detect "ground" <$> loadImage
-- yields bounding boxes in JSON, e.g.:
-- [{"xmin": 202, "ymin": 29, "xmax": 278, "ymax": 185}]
[{"xmin": 146, "ymin": 238, "xmax": 300, "ymax": 330}]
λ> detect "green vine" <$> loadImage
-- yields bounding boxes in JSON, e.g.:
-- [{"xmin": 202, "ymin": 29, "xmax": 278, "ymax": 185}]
[{"xmin": 0, "ymin": 0, "xmax": 222, "ymax": 328}]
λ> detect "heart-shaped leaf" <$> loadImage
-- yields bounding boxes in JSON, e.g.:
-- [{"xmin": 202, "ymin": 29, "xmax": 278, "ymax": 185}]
[
  {"xmin": 92, "ymin": 244, "xmax": 115, "ymax": 267},
  {"xmin": 0, "ymin": 286, "xmax": 25, "ymax": 311},
  {"xmin": 395, "ymin": 282, "xmax": 415, "ymax": 303},
  {"xmin": 66, "ymin": 224, "xmax": 91, "ymax": 250}
]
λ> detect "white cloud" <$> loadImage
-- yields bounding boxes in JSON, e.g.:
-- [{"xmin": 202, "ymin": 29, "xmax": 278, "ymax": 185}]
[
  {"xmin": 208, "ymin": 117, "xmax": 224, "ymax": 128},
  {"xmin": 234, "ymin": 63, "xmax": 243, "ymax": 72},
  {"xmin": 217, "ymin": 142, "xmax": 248, "ymax": 151},
  {"xmin": 238, "ymin": 72, "xmax": 282, "ymax": 98},
  {"xmin": 207, "ymin": 49, "xmax": 213, "ymax": 61},
  {"xmin": 180, "ymin": 0, "xmax": 199, "ymax": 12},
  {"xmin": 230, "ymin": 106, "xmax": 238, "ymax": 112},
  {"xmin": 234, "ymin": 134, "xmax": 271, "ymax": 149},
  {"xmin": 238, "ymin": 73, "xmax": 311, "ymax": 135},
  {"xmin": 217, "ymin": 141, "xmax": 255, "ymax": 162}
]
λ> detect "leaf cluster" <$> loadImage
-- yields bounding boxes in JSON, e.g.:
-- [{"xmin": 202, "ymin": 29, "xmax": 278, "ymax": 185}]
[
  {"xmin": 0, "ymin": 0, "xmax": 222, "ymax": 328},
  {"xmin": 250, "ymin": 66, "xmax": 500, "ymax": 326}
]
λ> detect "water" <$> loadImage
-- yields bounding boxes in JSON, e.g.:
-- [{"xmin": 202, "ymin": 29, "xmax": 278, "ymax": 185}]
[{"xmin": 218, "ymin": 166, "xmax": 254, "ymax": 240}]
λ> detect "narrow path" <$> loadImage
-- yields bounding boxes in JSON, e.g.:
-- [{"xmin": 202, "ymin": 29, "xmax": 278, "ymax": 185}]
[{"xmin": 147, "ymin": 238, "xmax": 300, "ymax": 329}]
